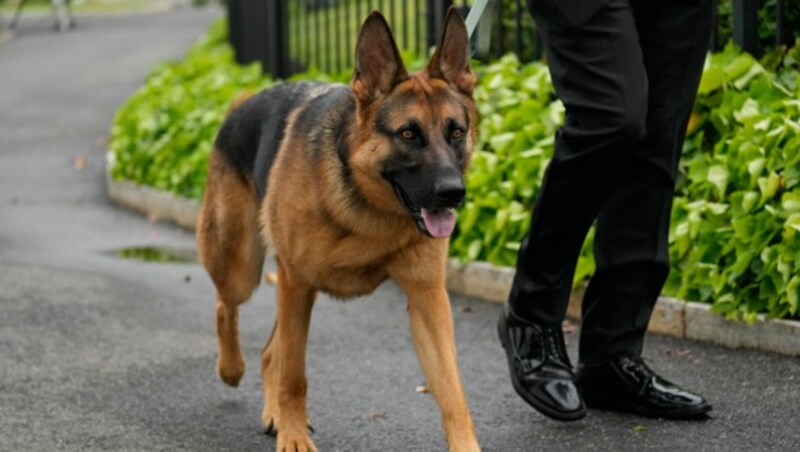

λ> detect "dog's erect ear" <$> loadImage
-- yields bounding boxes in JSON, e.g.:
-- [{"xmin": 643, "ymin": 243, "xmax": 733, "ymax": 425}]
[
  {"xmin": 427, "ymin": 7, "xmax": 476, "ymax": 95},
  {"xmin": 352, "ymin": 11, "xmax": 409, "ymax": 103}
]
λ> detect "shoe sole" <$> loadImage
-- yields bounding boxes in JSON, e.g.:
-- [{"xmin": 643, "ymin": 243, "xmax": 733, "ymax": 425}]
[
  {"xmin": 581, "ymin": 391, "xmax": 713, "ymax": 419},
  {"xmin": 497, "ymin": 312, "xmax": 586, "ymax": 422}
]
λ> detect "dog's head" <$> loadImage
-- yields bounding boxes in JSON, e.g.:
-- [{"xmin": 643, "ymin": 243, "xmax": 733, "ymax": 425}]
[{"xmin": 348, "ymin": 8, "xmax": 476, "ymax": 239}]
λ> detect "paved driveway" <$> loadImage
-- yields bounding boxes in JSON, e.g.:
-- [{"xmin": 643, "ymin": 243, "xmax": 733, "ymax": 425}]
[{"xmin": 0, "ymin": 8, "xmax": 798, "ymax": 451}]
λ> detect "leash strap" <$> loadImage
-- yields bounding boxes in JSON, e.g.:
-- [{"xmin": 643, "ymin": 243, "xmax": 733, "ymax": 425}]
[{"xmin": 465, "ymin": 0, "xmax": 496, "ymax": 39}]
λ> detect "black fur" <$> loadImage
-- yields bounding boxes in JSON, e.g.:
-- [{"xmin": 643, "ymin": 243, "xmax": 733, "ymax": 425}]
[
  {"xmin": 215, "ymin": 82, "xmax": 355, "ymax": 200},
  {"xmin": 293, "ymin": 86, "xmax": 354, "ymax": 151}
]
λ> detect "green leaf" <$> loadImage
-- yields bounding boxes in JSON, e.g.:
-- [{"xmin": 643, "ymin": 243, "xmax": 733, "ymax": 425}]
[
  {"xmin": 741, "ymin": 191, "xmax": 760, "ymax": 213},
  {"xmin": 781, "ymin": 190, "xmax": 800, "ymax": 212},
  {"xmin": 733, "ymin": 98, "xmax": 760, "ymax": 123},
  {"xmin": 467, "ymin": 240, "xmax": 483, "ymax": 262},
  {"xmin": 726, "ymin": 53, "xmax": 755, "ymax": 81},
  {"xmin": 758, "ymin": 173, "xmax": 781, "ymax": 201},
  {"xmin": 747, "ymin": 158, "xmax": 766, "ymax": 178},
  {"xmin": 787, "ymin": 276, "xmax": 800, "ymax": 315},
  {"xmin": 733, "ymin": 62, "xmax": 766, "ymax": 90},
  {"xmin": 707, "ymin": 165, "xmax": 729, "ymax": 198},
  {"xmin": 698, "ymin": 66, "xmax": 725, "ymax": 95},
  {"xmin": 785, "ymin": 213, "xmax": 800, "ymax": 236}
]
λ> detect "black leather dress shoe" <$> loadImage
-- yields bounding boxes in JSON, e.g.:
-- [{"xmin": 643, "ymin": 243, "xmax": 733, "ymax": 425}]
[
  {"xmin": 576, "ymin": 355, "xmax": 712, "ymax": 419},
  {"xmin": 497, "ymin": 305, "xmax": 586, "ymax": 421}
]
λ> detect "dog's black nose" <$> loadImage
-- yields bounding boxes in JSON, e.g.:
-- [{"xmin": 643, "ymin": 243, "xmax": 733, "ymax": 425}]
[{"xmin": 434, "ymin": 177, "xmax": 466, "ymax": 207}]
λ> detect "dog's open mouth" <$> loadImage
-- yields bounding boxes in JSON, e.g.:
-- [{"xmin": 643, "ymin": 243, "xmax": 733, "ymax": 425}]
[{"xmin": 391, "ymin": 183, "xmax": 457, "ymax": 239}]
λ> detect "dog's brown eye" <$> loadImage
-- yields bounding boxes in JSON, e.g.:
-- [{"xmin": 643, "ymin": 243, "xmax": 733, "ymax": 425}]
[
  {"xmin": 400, "ymin": 129, "xmax": 416, "ymax": 141},
  {"xmin": 451, "ymin": 129, "xmax": 464, "ymax": 140}
]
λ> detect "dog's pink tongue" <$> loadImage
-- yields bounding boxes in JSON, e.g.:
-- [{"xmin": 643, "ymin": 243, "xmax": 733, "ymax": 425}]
[{"xmin": 421, "ymin": 208, "xmax": 456, "ymax": 238}]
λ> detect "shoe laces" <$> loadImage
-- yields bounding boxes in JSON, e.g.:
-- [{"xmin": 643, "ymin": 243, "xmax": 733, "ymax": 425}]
[
  {"xmin": 618, "ymin": 356, "xmax": 656, "ymax": 392},
  {"xmin": 542, "ymin": 327, "xmax": 573, "ymax": 369},
  {"xmin": 506, "ymin": 308, "xmax": 573, "ymax": 371}
]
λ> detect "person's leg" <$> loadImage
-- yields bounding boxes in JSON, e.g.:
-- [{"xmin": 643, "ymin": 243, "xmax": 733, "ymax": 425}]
[
  {"xmin": 574, "ymin": 0, "xmax": 715, "ymax": 419},
  {"xmin": 579, "ymin": 0, "xmax": 714, "ymax": 365},
  {"xmin": 578, "ymin": 164, "xmax": 674, "ymax": 364},
  {"xmin": 509, "ymin": 0, "xmax": 648, "ymax": 325},
  {"xmin": 499, "ymin": 0, "xmax": 648, "ymax": 421}
]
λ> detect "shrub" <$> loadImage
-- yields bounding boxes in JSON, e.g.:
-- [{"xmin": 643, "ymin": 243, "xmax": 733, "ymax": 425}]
[{"xmin": 666, "ymin": 43, "xmax": 800, "ymax": 321}]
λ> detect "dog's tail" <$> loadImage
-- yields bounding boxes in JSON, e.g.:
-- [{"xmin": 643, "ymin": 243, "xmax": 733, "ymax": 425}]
[{"xmin": 225, "ymin": 91, "xmax": 255, "ymax": 118}]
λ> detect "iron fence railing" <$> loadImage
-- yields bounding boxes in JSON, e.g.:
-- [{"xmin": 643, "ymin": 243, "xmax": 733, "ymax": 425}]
[{"xmin": 227, "ymin": 0, "xmax": 797, "ymax": 78}]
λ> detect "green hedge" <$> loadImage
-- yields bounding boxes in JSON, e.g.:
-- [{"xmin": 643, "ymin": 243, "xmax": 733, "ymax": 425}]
[
  {"xmin": 108, "ymin": 20, "xmax": 800, "ymax": 321},
  {"xmin": 667, "ymin": 44, "xmax": 800, "ymax": 321}
]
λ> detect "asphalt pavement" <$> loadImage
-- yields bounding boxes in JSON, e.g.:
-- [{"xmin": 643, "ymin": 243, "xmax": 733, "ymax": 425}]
[{"xmin": 1, "ymin": 7, "xmax": 798, "ymax": 452}]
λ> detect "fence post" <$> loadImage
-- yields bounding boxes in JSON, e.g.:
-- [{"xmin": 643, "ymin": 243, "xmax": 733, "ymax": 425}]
[
  {"xmin": 228, "ymin": 0, "xmax": 264, "ymax": 67},
  {"xmin": 426, "ymin": 0, "xmax": 453, "ymax": 49},
  {"xmin": 227, "ymin": 0, "xmax": 290, "ymax": 78},
  {"xmin": 264, "ymin": 0, "xmax": 290, "ymax": 78},
  {"xmin": 227, "ymin": 0, "xmax": 243, "ymax": 61},
  {"xmin": 732, "ymin": 0, "xmax": 759, "ymax": 55}
]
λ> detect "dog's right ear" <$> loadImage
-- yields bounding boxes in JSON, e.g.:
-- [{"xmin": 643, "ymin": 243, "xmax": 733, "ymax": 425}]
[{"xmin": 352, "ymin": 11, "xmax": 409, "ymax": 104}]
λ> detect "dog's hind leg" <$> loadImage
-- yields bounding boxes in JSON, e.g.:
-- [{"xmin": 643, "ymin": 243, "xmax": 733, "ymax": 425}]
[{"xmin": 197, "ymin": 153, "xmax": 265, "ymax": 387}]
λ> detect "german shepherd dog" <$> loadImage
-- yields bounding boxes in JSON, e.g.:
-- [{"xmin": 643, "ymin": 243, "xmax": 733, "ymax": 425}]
[{"xmin": 197, "ymin": 8, "xmax": 479, "ymax": 451}]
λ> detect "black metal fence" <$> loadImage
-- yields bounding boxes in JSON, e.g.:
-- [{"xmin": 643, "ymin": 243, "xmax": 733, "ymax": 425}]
[
  {"xmin": 228, "ymin": 0, "xmax": 798, "ymax": 79},
  {"xmin": 284, "ymin": 0, "xmax": 430, "ymax": 75}
]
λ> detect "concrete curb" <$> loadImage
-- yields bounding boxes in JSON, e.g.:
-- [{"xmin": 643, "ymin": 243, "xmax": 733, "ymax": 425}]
[
  {"xmin": 445, "ymin": 260, "xmax": 800, "ymax": 357},
  {"xmin": 106, "ymin": 172, "xmax": 800, "ymax": 357},
  {"xmin": 106, "ymin": 173, "xmax": 199, "ymax": 230}
]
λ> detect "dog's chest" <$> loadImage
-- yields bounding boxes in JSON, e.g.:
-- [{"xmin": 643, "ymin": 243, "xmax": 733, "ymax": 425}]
[
  {"xmin": 313, "ymin": 263, "xmax": 390, "ymax": 299},
  {"xmin": 300, "ymin": 232, "xmax": 413, "ymax": 299}
]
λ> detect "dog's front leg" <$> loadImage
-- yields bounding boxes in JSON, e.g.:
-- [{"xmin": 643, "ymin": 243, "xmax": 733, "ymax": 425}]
[
  {"xmin": 407, "ymin": 284, "xmax": 480, "ymax": 451},
  {"xmin": 275, "ymin": 263, "xmax": 318, "ymax": 452},
  {"xmin": 393, "ymin": 259, "xmax": 480, "ymax": 451}
]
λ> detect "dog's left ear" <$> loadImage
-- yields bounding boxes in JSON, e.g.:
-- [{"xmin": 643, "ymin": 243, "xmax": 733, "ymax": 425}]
[
  {"xmin": 427, "ymin": 7, "xmax": 476, "ymax": 96},
  {"xmin": 352, "ymin": 11, "xmax": 409, "ymax": 104}
]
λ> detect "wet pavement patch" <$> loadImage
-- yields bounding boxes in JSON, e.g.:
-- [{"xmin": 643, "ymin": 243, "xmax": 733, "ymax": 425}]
[{"xmin": 113, "ymin": 246, "xmax": 197, "ymax": 263}]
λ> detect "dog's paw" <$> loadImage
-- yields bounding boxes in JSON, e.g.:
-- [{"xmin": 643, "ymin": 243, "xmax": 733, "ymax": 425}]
[
  {"xmin": 263, "ymin": 411, "xmax": 313, "ymax": 437},
  {"xmin": 277, "ymin": 430, "xmax": 317, "ymax": 452},
  {"xmin": 217, "ymin": 354, "xmax": 245, "ymax": 387},
  {"xmin": 262, "ymin": 410, "xmax": 280, "ymax": 436},
  {"xmin": 448, "ymin": 436, "xmax": 481, "ymax": 452},
  {"xmin": 449, "ymin": 443, "xmax": 481, "ymax": 452}
]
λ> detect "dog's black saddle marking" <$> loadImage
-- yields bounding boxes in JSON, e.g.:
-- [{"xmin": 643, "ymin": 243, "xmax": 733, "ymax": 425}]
[{"xmin": 215, "ymin": 82, "xmax": 354, "ymax": 201}]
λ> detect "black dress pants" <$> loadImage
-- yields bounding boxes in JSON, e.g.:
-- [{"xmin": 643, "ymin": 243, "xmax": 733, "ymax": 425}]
[{"xmin": 509, "ymin": 0, "xmax": 714, "ymax": 364}]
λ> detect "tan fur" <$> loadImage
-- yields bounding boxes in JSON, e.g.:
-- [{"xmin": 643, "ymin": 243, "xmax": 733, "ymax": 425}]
[{"xmin": 197, "ymin": 9, "xmax": 480, "ymax": 452}]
